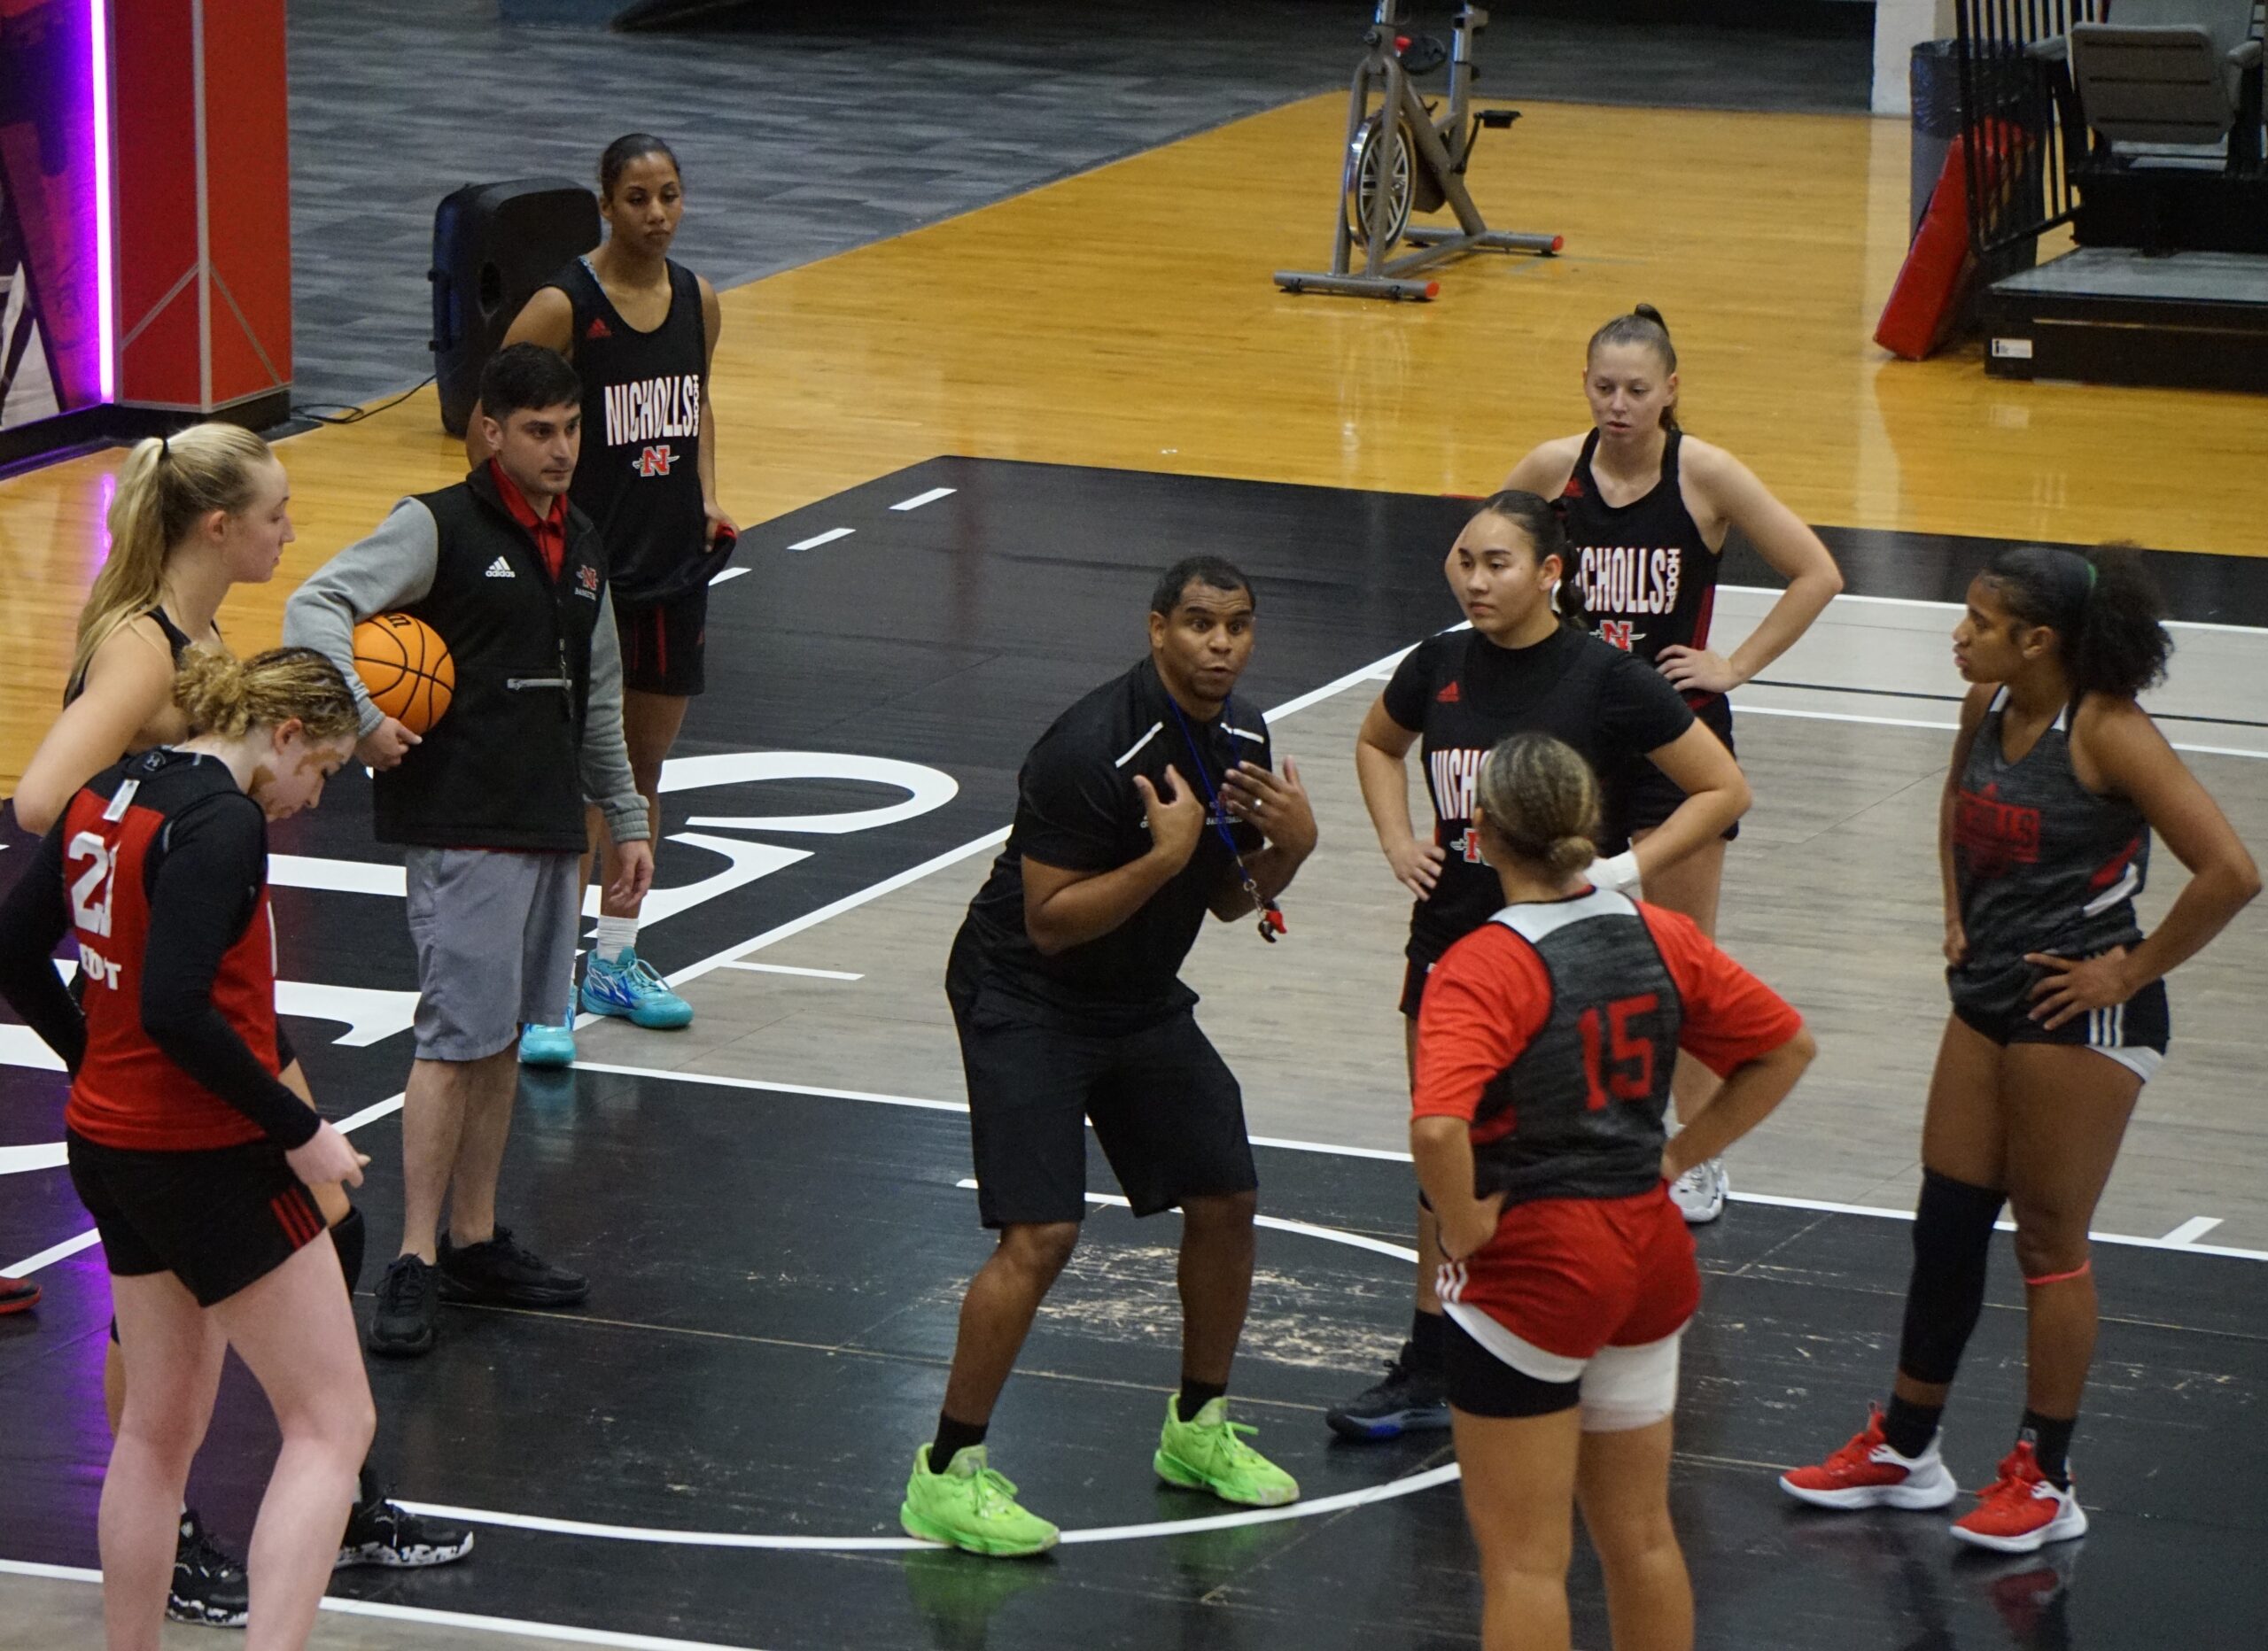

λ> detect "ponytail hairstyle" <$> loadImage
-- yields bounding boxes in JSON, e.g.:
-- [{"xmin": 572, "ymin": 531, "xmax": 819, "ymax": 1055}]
[
  {"xmin": 174, "ymin": 647, "xmax": 361, "ymax": 745},
  {"xmin": 72, "ymin": 423, "xmax": 276, "ymax": 692},
  {"xmin": 599, "ymin": 132, "xmax": 681, "ymax": 200},
  {"xmin": 1468, "ymin": 489, "xmax": 1590, "ymax": 631},
  {"xmin": 1979, "ymin": 542, "xmax": 2171, "ymax": 701},
  {"xmin": 1586, "ymin": 304, "xmax": 1680, "ymax": 431},
  {"xmin": 1474, "ymin": 732, "xmax": 1604, "ymax": 880}
]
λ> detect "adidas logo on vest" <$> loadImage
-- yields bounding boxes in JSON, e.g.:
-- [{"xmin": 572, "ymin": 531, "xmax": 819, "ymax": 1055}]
[{"xmin": 484, "ymin": 557, "xmax": 515, "ymax": 578}]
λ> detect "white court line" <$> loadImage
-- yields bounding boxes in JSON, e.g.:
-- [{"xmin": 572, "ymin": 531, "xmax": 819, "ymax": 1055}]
[
  {"xmin": 1736, "ymin": 701, "xmax": 2265, "ymax": 762},
  {"xmin": 0, "ymin": 1558, "xmax": 770, "ymax": 1651},
  {"xmin": 1722, "ymin": 583, "xmax": 2268, "ymax": 637},
  {"xmin": 709, "ymin": 567, "xmax": 750, "ymax": 586},
  {"xmin": 390, "ymin": 1461, "xmax": 1461, "ymax": 1556},
  {"xmin": 2160, "ymin": 1216, "xmax": 2224, "ymax": 1245},
  {"xmin": 786, "ymin": 527, "xmax": 852, "ymax": 551},
  {"xmin": 716, "ymin": 961, "xmax": 864, "ymax": 981},
  {"xmin": 384, "ymin": 1189, "xmax": 1442, "ymax": 1554},
  {"xmin": 954, "ymin": 1180, "xmax": 1421, "ymax": 1264},
  {"xmin": 544, "ymin": 1058, "xmax": 2268, "ymax": 1264},
  {"xmin": 890, "ymin": 486, "xmax": 957, "ymax": 511}
]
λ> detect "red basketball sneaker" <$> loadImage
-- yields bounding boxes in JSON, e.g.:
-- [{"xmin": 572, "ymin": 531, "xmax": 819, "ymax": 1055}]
[
  {"xmin": 0, "ymin": 1275, "xmax": 38, "ymax": 1314},
  {"xmin": 1950, "ymin": 1440, "xmax": 2087, "ymax": 1553},
  {"xmin": 1780, "ymin": 1407, "xmax": 1959, "ymax": 1510}
]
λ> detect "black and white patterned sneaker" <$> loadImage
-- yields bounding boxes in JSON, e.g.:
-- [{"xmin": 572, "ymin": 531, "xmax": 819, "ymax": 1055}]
[
  {"xmin": 337, "ymin": 1484, "xmax": 475, "ymax": 1570},
  {"xmin": 167, "ymin": 1509, "xmax": 250, "ymax": 1628}
]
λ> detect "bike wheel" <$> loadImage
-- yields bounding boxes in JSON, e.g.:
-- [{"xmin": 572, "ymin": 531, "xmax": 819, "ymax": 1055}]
[{"xmin": 1343, "ymin": 113, "xmax": 1415, "ymax": 251}]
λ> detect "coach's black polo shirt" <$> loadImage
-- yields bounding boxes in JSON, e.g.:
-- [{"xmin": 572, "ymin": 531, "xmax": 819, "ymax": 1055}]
[{"xmin": 957, "ymin": 656, "xmax": 1271, "ymax": 1032}]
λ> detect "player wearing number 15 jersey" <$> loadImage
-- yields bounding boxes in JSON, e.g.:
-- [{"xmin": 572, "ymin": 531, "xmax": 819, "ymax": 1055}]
[
  {"xmin": 1410, "ymin": 731, "xmax": 1813, "ymax": 1651},
  {"xmin": 1325, "ymin": 491, "xmax": 1751, "ymax": 1444}
]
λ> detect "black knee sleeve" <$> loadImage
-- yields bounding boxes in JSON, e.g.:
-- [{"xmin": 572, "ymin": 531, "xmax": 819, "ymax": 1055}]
[
  {"xmin": 1897, "ymin": 1170, "xmax": 2005, "ymax": 1386},
  {"xmin": 330, "ymin": 1205, "xmax": 367, "ymax": 1298}
]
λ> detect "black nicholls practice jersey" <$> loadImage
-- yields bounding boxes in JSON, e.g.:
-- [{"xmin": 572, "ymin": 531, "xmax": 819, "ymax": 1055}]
[
  {"xmin": 1380, "ymin": 627, "xmax": 1693, "ymax": 962},
  {"xmin": 549, "ymin": 257, "xmax": 708, "ymax": 604},
  {"xmin": 1557, "ymin": 429, "xmax": 1721, "ymax": 707},
  {"xmin": 1949, "ymin": 691, "xmax": 2150, "ymax": 1021}
]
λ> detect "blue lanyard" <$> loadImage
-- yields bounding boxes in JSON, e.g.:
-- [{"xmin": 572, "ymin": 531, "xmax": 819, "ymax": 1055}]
[{"xmin": 1165, "ymin": 698, "xmax": 1285, "ymax": 942}]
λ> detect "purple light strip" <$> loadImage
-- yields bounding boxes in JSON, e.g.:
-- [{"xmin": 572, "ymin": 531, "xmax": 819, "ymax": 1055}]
[{"xmin": 90, "ymin": 0, "xmax": 114, "ymax": 402}]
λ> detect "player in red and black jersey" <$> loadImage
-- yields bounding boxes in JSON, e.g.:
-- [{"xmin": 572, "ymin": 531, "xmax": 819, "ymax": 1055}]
[
  {"xmin": 1327, "ymin": 491, "xmax": 1750, "ymax": 1442},
  {"xmin": 1503, "ymin": 306, "xmax": 1843, "ymax": 1225},
  {"xmin": 1410, "ymin": 732, "xmax": 1814, "ymax": 1651},
  {"xmin": 0, "ymin": 649, "xmax": 378, "ymax": 1650},
  {"xmin": 1782, "ymin": 546, "xmax": 2256, "ymax": 1554}
]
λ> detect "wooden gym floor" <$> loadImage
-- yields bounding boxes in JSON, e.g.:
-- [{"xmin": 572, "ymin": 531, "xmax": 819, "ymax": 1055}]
[{"xmin": 4, "ymin": 93, "xmax": 2268, "ymax": 1651}]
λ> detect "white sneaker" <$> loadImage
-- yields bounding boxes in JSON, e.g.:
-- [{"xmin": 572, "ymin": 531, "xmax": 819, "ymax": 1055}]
[{"xmin": 1670, "ymin": 1158, "xmax": 1727, "ymax": 1224}]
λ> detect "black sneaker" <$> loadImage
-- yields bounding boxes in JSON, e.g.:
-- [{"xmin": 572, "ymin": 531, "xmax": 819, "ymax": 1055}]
[
  {"xmin": 437, "ymin": 1226, "xmax": 588, "ymax": 1307},
  {"xmin": 1324, "ymin": 1341, "xmax": 1450, "ymax": 1440},
  {"xmin": 367, "ymin": 1254, "xmax": 439, "ymax": 1358},
  {"xmin": 168, "ymin": 1509, "xmax": 249, "ymax": 1628},
  {"xmin": 337, "ymin": 1485, "xmax": 476, "ymax": 1570}
]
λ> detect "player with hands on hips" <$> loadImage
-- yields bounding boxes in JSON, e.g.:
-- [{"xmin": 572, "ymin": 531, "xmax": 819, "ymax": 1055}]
[{"xmin": 1781, "ymin": 544, "xmax": 2256, "ymax": 1555}]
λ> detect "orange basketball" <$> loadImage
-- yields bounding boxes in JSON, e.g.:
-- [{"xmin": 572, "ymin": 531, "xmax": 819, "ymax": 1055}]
[{"xmin": 351, "ymin": 612, "xmax": 454, "ymax": 735}]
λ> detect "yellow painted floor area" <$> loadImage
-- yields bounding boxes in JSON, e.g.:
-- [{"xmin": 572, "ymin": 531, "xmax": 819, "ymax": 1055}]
[{"xmin": 5, "ymin": 93, "xmax": 2265, "ymax": 789}]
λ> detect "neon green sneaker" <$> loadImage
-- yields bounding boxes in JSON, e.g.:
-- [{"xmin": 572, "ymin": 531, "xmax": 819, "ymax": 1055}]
[
  {"xmin": 898, "ymin": 1445, "xmax": 1060, "ymax": 1558},
  {"xmin": 1153, "ymin": 1395, "xmax": 1300, "ymax": 1507}
]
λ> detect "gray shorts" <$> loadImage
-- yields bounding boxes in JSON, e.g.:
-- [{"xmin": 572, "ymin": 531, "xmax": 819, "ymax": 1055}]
[{"xmin": 404, "ymin": 848, "xmax": 581, "ymax": 1062}]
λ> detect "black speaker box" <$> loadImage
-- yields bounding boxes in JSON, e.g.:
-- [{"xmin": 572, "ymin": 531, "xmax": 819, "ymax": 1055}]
[{"xmin": 430, "ymin": 178, "xmax": 601, "ymax": 436}]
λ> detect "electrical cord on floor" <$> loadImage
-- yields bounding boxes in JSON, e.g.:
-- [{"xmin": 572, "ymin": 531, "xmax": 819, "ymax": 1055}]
[{"xmin": 293, "ymin": 374, "xmax": 436, "ymax": 426}]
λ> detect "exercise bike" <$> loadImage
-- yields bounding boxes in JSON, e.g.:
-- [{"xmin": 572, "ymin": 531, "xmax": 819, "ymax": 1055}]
[{"xmin": 1276, "ymin": 2, "xmax": 1560, "ymax": 301}]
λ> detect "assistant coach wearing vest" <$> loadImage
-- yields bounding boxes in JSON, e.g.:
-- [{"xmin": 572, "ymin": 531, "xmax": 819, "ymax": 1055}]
[{"xmin": 284, "ymin": 344, "xmax": 652, "ymax": 1360}]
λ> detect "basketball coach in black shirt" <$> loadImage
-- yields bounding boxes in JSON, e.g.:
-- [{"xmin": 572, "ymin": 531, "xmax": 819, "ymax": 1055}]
[{"xmin": 898, "ymin": 556, "xmax": 1319, "ymax": 1556}]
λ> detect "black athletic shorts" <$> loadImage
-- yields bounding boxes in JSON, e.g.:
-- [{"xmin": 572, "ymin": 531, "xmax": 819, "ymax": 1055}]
[
  {"xmin": 615, "ymin": 585, "xmax": 708, "ymax": 698},
  {"xmin": 947, "ymin": 979, "xmax": 1257, "ymax": 1230},
  {"xmin": 67, "ymin": 1131, "xmax": 324, "ymax": 1307},
  {"xmin": 1443, "ymin": 1309, "xmax": 1582, "ymax": 1419},
  {"xmin": 1952, "ymin": 976, "xmax": 2171, "ymax": 1082},
  {"xmin": 1612, "ymin": 692, "xmax": 1738, "ymax": 843},
  {"xmin": 1401, "ymin": 950, "xmax": 1445, "ymax": 1020}
]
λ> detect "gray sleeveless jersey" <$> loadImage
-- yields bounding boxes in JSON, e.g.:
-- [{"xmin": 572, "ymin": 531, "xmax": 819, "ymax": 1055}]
[{"xmin": 1949, "ymin": 692, "xmax": 2148, "ymax": 1022}]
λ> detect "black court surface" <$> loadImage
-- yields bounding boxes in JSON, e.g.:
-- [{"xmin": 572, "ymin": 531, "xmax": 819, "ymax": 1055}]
[{"xmin": 4, "ymin": 459, "xmax": 2266, "ymax": 1649}]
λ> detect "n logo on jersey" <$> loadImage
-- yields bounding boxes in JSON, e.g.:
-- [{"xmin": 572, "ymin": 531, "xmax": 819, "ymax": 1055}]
[
  {"xmin": 1598, "ymin": 619, "xmax": 1636, "ymax": 652},
  {"xmin": 636, "ymin": 445, "xmax": 677, "ymax": 477}
]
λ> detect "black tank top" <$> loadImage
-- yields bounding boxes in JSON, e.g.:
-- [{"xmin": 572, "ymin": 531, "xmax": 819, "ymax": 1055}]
[
  {"xmin": 1557, "ymin": 429, "xmax": 1721, "ymax": 708},
  {"xmin": 1379, "ymin": 625, "xmax": 1693, "ymax": 962},
  {"xmin": 549, "ymin": 256, "xmax": 708, "ymax": 604},
  {"xmin": 1949, "ymin": 691, "xmax": 2149, "ymax": 1020},
  {"xmin": 63, "ymin": 608, "xmax": 200, "ymax": 707}
]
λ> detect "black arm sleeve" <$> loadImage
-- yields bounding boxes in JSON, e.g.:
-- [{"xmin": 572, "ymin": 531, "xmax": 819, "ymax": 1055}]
[
  {"xmin": 139, "ymin": 796, "xmax": 320, "ymax": 1149},
  {"xmin": 0, "ymin": 822, "xmax": 89, "ymax": 1072}
]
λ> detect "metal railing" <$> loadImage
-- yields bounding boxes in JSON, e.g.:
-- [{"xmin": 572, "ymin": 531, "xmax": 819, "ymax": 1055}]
[{"xmin": 1955, "ymin": 1, "xmax": 2100, "ymax": 256}]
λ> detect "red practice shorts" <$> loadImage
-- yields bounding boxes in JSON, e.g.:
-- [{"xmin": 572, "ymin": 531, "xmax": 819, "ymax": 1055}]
[{"xmin": 1440, "ymin": 1183, "xmax": 1699, "ymax": 1363}]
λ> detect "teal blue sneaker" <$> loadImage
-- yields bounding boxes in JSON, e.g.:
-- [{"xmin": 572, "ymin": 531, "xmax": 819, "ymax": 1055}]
[
  {"xmin": 517, "ymin": 1022, "xmax": 576, "ymax": 1067},
  {"xmin": 580, "ymin": 947, "xmax": 694, "ymax": 1029},
  {"xmin": 1154, "ymin": 1395, "xmax": 1299, "ymax": 1507}
]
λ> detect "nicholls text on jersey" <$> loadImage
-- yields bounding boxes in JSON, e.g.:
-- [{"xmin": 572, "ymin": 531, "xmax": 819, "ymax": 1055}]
[
  {"xmin": 1578, "ymin": 546, "xmax": 1683, "ymax": 619},
  {"xmin": 602, "ymin": 373, "xmax": 703, "ymax": 449}
]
